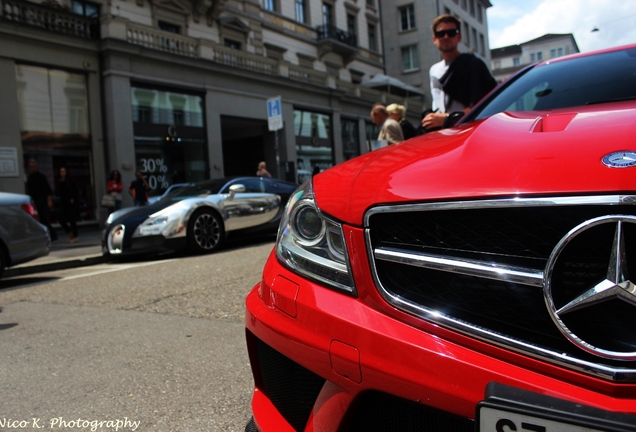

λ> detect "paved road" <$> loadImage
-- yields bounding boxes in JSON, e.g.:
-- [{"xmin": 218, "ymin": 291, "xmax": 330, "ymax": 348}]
[{"xmin": 0, "ymin": 239, "xmax": 275, "ymax": 431}]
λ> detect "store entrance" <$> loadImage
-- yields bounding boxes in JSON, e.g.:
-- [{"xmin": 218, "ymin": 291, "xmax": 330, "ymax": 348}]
[{"xmin": 221, "ymin": 116, "xmax": 270, "ymax": 177}]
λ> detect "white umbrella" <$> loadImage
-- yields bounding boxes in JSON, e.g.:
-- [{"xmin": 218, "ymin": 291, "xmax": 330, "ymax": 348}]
[{"xmin": 361, "ymin": 74, "xmax": 425, "ymax": 97}]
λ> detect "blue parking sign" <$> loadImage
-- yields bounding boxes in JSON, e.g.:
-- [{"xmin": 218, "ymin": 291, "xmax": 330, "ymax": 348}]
[{"xmin": 267, "ymin": 96, "xmax": 283, "ymax": 131}]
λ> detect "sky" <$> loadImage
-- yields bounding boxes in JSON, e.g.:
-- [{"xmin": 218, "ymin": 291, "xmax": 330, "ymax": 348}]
[{"xmin": 487, "ymin": 0, "xmax": 636, "ymax": 52}]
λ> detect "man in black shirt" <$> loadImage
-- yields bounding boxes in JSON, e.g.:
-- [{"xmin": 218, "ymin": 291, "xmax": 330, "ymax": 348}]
[
  {"xmin": 26, "ymin": 159, "xmax": 58, "ymax": 241},
  {"xmin": 129, "ymin": 171, "xmax": 151, "ymax": 206}
]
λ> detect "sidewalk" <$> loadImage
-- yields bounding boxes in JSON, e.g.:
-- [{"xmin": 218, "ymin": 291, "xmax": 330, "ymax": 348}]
[{"xmin": 5, "ymin": 223, "xmax": 108, "ymax": 278}]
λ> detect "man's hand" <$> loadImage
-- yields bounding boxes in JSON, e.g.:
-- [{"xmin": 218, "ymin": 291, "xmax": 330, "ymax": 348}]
[{"xmin": 422, "ymin": 112, "xmax": 447, "ymax": 131}]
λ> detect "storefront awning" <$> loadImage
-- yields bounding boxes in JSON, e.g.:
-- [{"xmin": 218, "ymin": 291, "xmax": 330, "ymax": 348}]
[{"xmin": 361, "ymin": 74, "xmax": 425, "ymax": 97}]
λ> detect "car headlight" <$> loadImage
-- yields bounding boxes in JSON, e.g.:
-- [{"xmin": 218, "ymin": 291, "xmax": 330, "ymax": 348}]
[
  {"xmin": 276, "ymin": 181, "xmax": 355, "ymax": 295},
  {"xmin": 134, "ymin": 203, "xmax": 188, "ymax": 238}
]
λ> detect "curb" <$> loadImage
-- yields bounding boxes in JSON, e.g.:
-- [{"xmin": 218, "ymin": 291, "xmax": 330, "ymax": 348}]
[{"xmin": 5, "ymin": 254, "xmax": 110, "ymax": 278}]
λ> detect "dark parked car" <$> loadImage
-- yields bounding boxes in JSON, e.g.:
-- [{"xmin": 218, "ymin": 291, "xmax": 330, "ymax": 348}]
[
  {"xmin": 102, "ymin": 176, "xmax": 298, "ymax": 257},
  {"xmin": 0, "ymin": 192, "xmax": 49, "ymax": 280},
  {"xmin": 244, "ymin": 44, "xmax": 636, "ymax": 431}
]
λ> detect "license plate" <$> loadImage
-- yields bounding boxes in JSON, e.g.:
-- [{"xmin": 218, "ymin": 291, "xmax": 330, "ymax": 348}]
[
  {"xmin": 479, "ymin": 406, "xmax": 604, "ymax": 431},
  {"xmin": 477, "ymin": 383, "xmax": 636, "ymax": 432},
  {"xmin": 139, "ymin": 226, "xmax": 162, "ymax": 235}
]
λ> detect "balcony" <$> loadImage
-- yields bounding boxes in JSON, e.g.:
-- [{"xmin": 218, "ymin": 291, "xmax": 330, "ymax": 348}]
[
  {"xmin": 1, "ymin": 0, "xmax": 99, "ymax": 39},
  {"xmin": 315, "ymin": 24, "xmax": 357, "ymax": 64}
]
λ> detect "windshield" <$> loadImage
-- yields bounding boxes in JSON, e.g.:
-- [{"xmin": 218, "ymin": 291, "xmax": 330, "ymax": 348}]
[
  {"xmin": 472, "ymin": 47, "xmax": 636, "ymax": 121},
  {"xmin": 168, "ymin": 179, "xmax": 228, "ymax": 199}
]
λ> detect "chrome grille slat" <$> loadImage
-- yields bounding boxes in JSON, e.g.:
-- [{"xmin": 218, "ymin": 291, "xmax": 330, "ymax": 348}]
[
  {"xmin": 365, "ymin": 195, "xmax": 636, "ymax": 382},
  {"xmin": 375, "ymin": 246, "xmax": 544, "ymax": 287}
]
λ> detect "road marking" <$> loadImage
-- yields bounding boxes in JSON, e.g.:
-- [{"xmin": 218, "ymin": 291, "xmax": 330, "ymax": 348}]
[{"xmin": 59, "ymin": 259, "xmax": 178, "ymax": 281}]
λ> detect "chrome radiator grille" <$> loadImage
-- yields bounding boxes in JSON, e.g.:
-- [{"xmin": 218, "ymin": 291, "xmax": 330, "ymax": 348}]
[{"xmin": 365, "ymin": 196, "xmax": 636, "ymax": 381}]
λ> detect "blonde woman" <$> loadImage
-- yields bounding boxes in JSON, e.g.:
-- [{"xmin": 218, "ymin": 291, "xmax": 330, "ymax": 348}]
[
  {"xmin": 256, "ymin": 161, "xmax": 271, "ymax": 178},
  {"xmin": 386, "ymin": 103, "xmax": 418, "ymax": 140}
]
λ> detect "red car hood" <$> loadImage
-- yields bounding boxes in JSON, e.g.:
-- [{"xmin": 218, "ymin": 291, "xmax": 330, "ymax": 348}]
[{"xmin": 314, "ymin": 102, "xmax": 636, "ymax": 226}]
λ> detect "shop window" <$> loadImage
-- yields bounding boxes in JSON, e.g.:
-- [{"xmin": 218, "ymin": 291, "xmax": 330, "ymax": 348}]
[
  {"xmin": 16, "ymin": 64, "xmax": 94, "ymax": 221},
  {"xmin": 132, "ymin": 86, "xmax": 207, "ymax": 193},
  {"xmin": 294, "ymin": 110, "xmax": 333, "ymax": 183},
  {"xmin": 365, "ymin": 121, "xmax": 380, "ymax": 151},
  {"xmin": 341, "ymin": 118, "xmax": 360, "ymax": 161}
]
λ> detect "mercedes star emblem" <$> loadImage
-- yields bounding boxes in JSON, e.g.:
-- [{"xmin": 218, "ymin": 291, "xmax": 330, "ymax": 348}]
[
  {"xmin": 602, "ymin": 151, "xmax": 636, "ymax": 168},
  {"xmin": 545, "ymin": 215, "xmax": 636, "ymax": 360}
]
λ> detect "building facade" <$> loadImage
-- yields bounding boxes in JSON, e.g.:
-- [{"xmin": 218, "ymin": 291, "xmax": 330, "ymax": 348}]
[
  {"xmin": 379, "ymin": 0, "xmax": 493, "ymax": 104},
  {"xmin": 0, "ymin": 0, "xmax": 424, "ymax": 223},
  {"xmin": 490, "ymin": 33, "xmax": 579, "ymax": 82}
]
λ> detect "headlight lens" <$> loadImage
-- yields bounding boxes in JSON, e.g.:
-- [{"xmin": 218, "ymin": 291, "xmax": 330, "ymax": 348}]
[{"xmin": 276, "ymin": 181, "xmax": 355, "ymax": 295}]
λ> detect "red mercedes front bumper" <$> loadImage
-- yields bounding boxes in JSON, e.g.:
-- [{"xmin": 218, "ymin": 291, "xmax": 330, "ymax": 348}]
[{"xmin": 244, "ymin": 226, "xmax": 636, "ymax": 432}]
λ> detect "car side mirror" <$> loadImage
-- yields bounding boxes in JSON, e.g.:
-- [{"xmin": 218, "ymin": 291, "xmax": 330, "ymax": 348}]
[{"xmin": 229, "ymin": 184, "xmax": 246, "ymax": 198}]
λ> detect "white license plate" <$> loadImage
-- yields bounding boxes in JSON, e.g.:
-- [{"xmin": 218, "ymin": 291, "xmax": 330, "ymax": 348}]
[
  {"xmin": 139, "ymin": 226, "xmax": 162, "ymax": 235},
  {"xmin": 479, "ymin": 406, "xmax": 605, "ymax": 432}
]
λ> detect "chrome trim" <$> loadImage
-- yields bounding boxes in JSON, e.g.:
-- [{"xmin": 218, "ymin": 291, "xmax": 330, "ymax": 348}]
[
  {"xmin": 364, "ymin": 195, "xmax": 636, "ymax": 227},
  {"xmin": 107, "ymin": 224, "xmax": 125, "ymax": 254},
  {"xmin": 375, "ymin": 247, "xmax": 544, "ymax": 287},
  {"xmin": 365, "ymin": 195, "xmax": 636, "ymax": 382}
]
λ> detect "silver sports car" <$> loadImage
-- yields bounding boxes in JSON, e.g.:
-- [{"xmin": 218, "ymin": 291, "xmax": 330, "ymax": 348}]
[
  {"xmin": 0, "ymin": 192, "xmax": 50, "ymax": 280},
  {"xmin": 102, "ymin": 176, "xmax": 299, "ymax": 256}
]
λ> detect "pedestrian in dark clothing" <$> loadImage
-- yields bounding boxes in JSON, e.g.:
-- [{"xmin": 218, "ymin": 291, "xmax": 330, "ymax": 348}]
[
  {"xmin": 56, "ymin": 166, "xmax": 79, "ymax": 243},
  {"xmin": 422, "ymin": 14, "xmax": 497, "ymax": 131},
  {"xmin": 129, "ymin": 171, "xmax": 151, "ymax": 206},
  {"xmin": 26, "ymin": 159, "xmax": 58, "ymax": 241}
]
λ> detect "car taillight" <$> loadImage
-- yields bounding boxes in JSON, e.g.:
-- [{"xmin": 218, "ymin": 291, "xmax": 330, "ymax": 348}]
[{"xmin": 21, "ymin": 202, "xmax": 39, "ymax": 220}]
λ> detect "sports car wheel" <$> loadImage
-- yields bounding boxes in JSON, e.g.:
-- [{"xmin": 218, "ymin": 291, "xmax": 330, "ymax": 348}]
[{"xmin": 188, "ymin": 209, "xmax": 224, "ymax": 254}]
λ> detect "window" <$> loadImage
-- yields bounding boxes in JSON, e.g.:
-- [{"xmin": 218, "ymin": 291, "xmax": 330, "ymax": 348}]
[
  {"xmin": 295, "ymin": 0, "xmax": 306, "ymax": 23},
  {"xmin": 131, "ymin": 87, "xmax": 207, "ymax": 190},
  {"xmin": 264, "ymin": 0, "xmax": 276, "ymax": 12},
  {"xmin": 347, "ymin": 13, "xmax": 357, "ymax": 37},
  {"xmin": 461, "ymin": 0, "xmax": 467, "ymax": 10},
  {"xmin": 463, "ymin": 23, "xmax": 470, "ymax": 46},
  {"xmin": 558, "ymin": 47, "xmax": 563, "ymax": 56},
  {"xmin": 399, "ymin": 4, "xmax": 415, "ymax": 31},
  {"xmin": 16, "ymin": 65, "xmax": 94, "ymax": 221},
  {"xmin": 322, "ymin": 3, "xmax": 333, "ymax": 27},
  {"xmin": 513, "ymin": 57, "xmax": 520, "ymax": 66},
  {"xmin": 368, "ymin": 23, "xmax": 377, "ymax": 51},
  {"xmin": 477, "ymin": 4, "xmax": 483, "ymax": 22},
  {"xmin": 494, "ymin": 60, "xmax": 501, "ymax": 69},
  {"xmin": 366, "ymin": 0, "xmax": 374, "ymax": 7},
  {"xmin": 551, "ymin": 49, "xmax": 556, "ymax": 58},
  {"xmin": 401, "ymin": 45, "xmax": 419, "ymax": 72},
  {"xmin": 158, "ymin": 21, "xmax": 180, "ymax": 34},
  {"xmin": 131, "ymin": 88, "xmax": 204, "ymax": 127},
  {"xmin": 224, "ymin": 39, "xmax": 242, "ymax": 50},
  {"xmin": 469, "ymin": 0, "xmax": 475, "ymax": 16},
  {"xmin": 472, "ymin": 28, "xmax": 477, "ymax": 49},
  {"xmin": 71, "ymin": 0, "xmax": 99, "ymax": 17},
  {"xmin": 341, "ymin": 119, "xmax": 360, "ymax": 161},
  {"xmin": 537, "ymin": 52, "xmax": 543, "ymax": 61},
  {"xmin": 531, "ymin": 53, "xmax": 536, "ymax": 62},
  {"xmin": 479, "ymin": 34, "xmax": 485, "ymax": 55},
  {"xmin": 294, "ymin": 110, "xmax": 334, "ymax": 181}
]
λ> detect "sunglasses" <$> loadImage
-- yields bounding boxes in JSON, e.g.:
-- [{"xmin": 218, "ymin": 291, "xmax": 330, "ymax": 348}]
[{"xmin": 435, "ymin": 28, "xmax": 460, "ymax": 38}]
